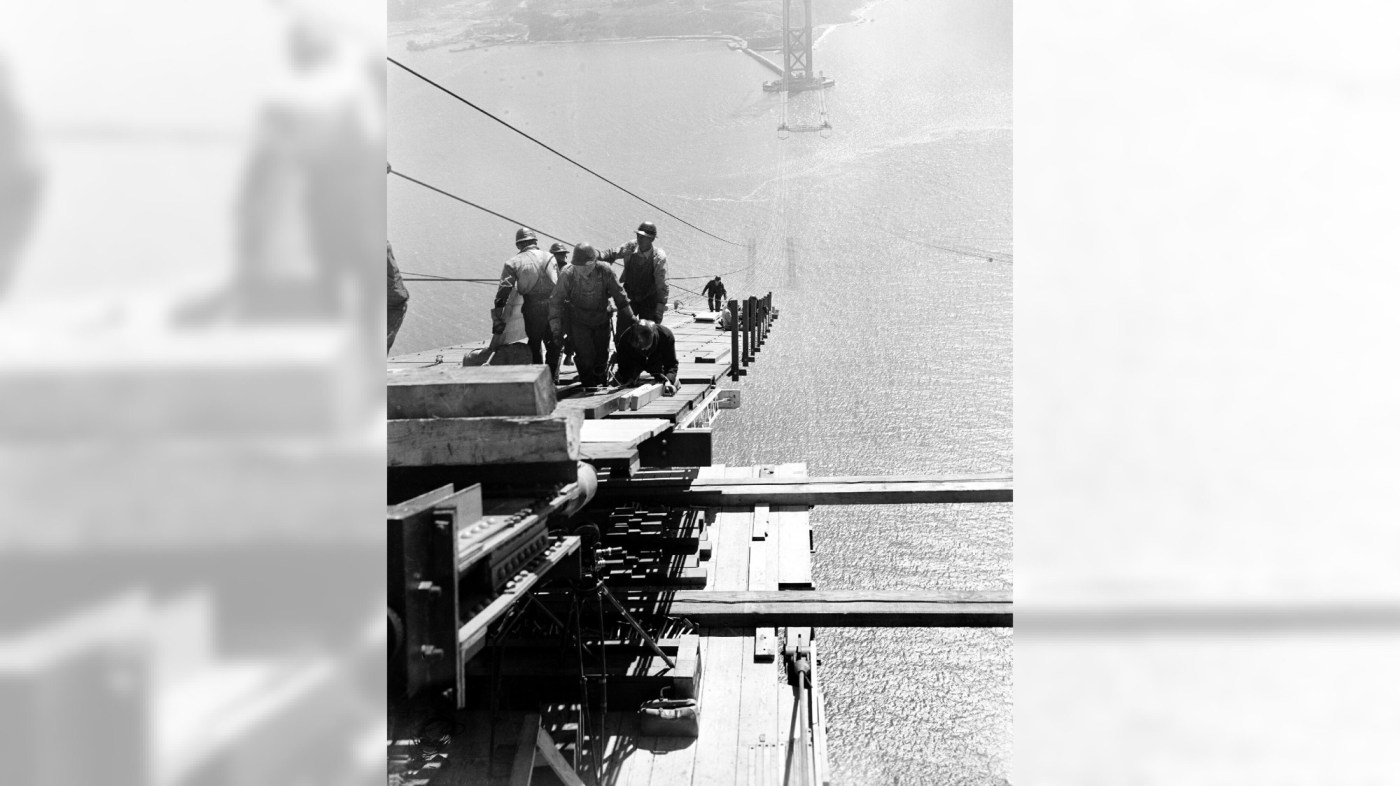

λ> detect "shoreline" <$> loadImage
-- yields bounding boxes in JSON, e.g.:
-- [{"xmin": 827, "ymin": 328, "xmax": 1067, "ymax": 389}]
[{"xmin": 396, "ymin": 0, "xmax": 881, "ymax": 56}]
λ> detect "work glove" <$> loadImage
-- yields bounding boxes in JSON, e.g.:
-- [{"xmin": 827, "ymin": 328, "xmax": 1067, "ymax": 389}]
[
  {"xmin": 662, "ymin": 381, "xmax": 677, "ymax": 397},
  {"xmin": 490, "ymin": 307, "xmax": 506, "ymax": 335}
]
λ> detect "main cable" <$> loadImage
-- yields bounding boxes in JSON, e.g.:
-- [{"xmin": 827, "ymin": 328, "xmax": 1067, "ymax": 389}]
[
  {"xmin": 389, "ymin": 57, "xmax": 744, "ymax": 248},
  {"xmin": 390, "ymin": 168, "xmax": 574, "ymax": 245}
]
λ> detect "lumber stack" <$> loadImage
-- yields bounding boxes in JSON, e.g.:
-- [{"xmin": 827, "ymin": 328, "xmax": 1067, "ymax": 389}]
[{"xmin": 386, "ymin": 365, "xmax": 581, "ymax": 468}]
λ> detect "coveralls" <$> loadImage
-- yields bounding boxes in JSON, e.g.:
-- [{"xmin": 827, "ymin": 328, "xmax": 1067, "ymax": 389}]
[
  {"xmin": 701, "ymin": 277, "xmax": 726, "ymax": 312},
  {"xmin": 550, "ymin": 260, "xmax": 632, "ymax": 387},
  {"xmin": 387, "ymin": 242, "xmax": 410, "ymax": 352},
  {"xmin": 600, "ymin": 241, "xmax": 669, "ymax": 323},
  {"xmin": 615, "ymin": 323, "xmax": 680, "ymax": 389},
  {"xmin": 494, "ymin": 244, "xmax": 559, "ymax": 378}
]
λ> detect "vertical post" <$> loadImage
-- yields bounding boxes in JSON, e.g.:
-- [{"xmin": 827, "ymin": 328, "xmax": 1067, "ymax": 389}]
[
  {"xmin": 744, "ymin": 295, "xmax": 756, "ymax": 354},
  {"xmin": 741, "ymin": 298, "xmax": 752, "ymax": 364},
  {"xmin": 749, "ymin": 296, "xmax": 760, "ymax": 352},
  {"xmin": 729, "ymin": 299, "xmax": 740, "ymax": 381}
]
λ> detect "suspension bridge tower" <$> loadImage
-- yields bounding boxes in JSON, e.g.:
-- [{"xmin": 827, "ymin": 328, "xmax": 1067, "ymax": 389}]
[{"xmin": 763, "ymin": 0, "xmax": 836, "ymax": 93}]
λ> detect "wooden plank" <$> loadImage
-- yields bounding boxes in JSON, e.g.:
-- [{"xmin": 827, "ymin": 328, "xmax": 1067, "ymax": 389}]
[
  {"xmin": 736, "ymin": 634, "xmax": 780, "ymax": 784},
  {"xmin": 536, "ymin": 727, "xmax": 587, "ymax": 786},
  {"xmin": 603, "ymin": 712, "xmax": 654, "ymax": 786},
  {"xmin": 597, "ymin": 474, "xmax": 1013, "ymax": 506},
  {"xmin": 580, "ymin": 418, "xmax": 671, "ymax": 448},
  {"xmin": 387, "ymin": 365, "xmax": 556, "ymax": 419},
  {"xmin": 624, "ymin": 383, "xmax": 663, "ymax": 411},
  {"xmin": 668, "ymin": 591, "xmax": 1013, "ymax": 627},
  {"xmin": 554, "ymin": 386, "xmax": 632, "ymax": 420},
  {"xmin": 774, "ymin": 507, "xmax": 812, "ymax": 589},
  {"xmin": 709, "ymin": 511, "xmax": 752, "ymax": 592},
  {"xmin": 754, "ymin": 628, "xmax": 776, "ymax": 662},
  {"xmin": 677, "ymin": 362, "xmax": 728, "ymax": 384},
  {"xmin": 577, "ymin": 442, "xmax": 640, "ymax": 478},
  {"xmin": 747, "ymin": 538, "xmax": 772, "ymax": 593},
  {"xmin": 690, "ymin": 632, "xmax": 745, "ymax": 785},
  {"xmin": 388, "ymin": 413, "xmax": 581, "ymax": 467},
  {"xmin": 508, "ymin": 713, "xmax": 542, "ymax": 786},
  {"xmin": 751, "ymin": 505, "xmax": 770, "ymax": 540}
]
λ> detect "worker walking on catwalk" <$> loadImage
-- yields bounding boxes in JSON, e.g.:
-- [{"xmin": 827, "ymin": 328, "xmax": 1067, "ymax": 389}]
[
  {"xmin": 550, "ymin": 242, "xmax": 635, "ymax": 390},
  {"xmin": 548, "ymin": 241, "xmax": 574, "ymax": 367},
  {"xmin": 494, "ymin": 227, "xmax": 559, "ymax": 381},
  {"xmin": 600, "ymin": 221, "xmax": 669, "ymax": 324},
  {"xmin": 701, "ymin": 275, "xmax": 726, "ymax": 312},
  {"xmin": 615, "ymin": 319, "xmax": 679, "ymax": 397}
]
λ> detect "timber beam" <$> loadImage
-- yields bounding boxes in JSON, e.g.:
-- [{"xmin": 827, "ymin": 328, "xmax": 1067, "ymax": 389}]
[
  {"xmin": 667, "ymin": 590, "xmax": 1012, "ymax": 628},
  {"xmin": 596, "ymin": 473, "xmax": 1012, "ymax": 506}
]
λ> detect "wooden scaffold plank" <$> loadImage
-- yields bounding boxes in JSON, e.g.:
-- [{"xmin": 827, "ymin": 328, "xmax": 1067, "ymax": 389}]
[{"xmin": 668, "ymin": 591, "xmax": 1013, "ymax": 628}]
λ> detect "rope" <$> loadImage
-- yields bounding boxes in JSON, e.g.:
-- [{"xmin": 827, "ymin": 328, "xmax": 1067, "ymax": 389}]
[{"xmin": 389, "ymin": 57, "xmax": 745, "ymax": 248}]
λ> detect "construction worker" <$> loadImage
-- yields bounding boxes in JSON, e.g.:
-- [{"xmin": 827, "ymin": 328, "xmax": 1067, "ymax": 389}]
[
  {"xmin": 599, "ymin": 221, "xmax": 669, "ymax": 324},
  {"xmin": 494, "ymin": 227, "xmax": 559, "ymax": 380},
  {"xmin": 548, "ymin": 242, "xmax": 573, "ymax": 366},
  {"xmin": 550, "ymin": 243, "xmax": 635, "ymax": 390},
  {"xmin": 387, "ymin": 241, "xmax": 409, "ymax": 352},
  {"xmin": 549, "ymin": 242, "xmax": 569, "ymax": 270},
  {"xmin": 701, "ymin": 275, "xmax": 726, "ymax": 312},
  {"xmin": 462, "ymin": 287, "xmax": 530, "ymax": 366},
  {"xmin": 615, "ymin": 319, "xmax": 679, "ymax": 397}
]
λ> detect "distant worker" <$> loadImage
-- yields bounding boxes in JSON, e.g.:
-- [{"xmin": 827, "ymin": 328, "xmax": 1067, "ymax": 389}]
[
  {"xmin": 701, "ymin": 275, "xmax": 727, "ymax": 312},
  {"xmin": 615, "ymin": 319, "xmax": 679, "ymax": 397},
  {"xmin": 549, "ymin": 241, "xmax": 569, "ymax": 270},
  {"xmin": 550, "ymin": 242, "xmax": 635, "ymax": 390},
  {"xmin": 599, "ymin": 221, "xmax": 669, "ymax": 324},
  {"xmin": 495, "ymin": 227, "xmax": 560, "ymax": 380},
  {"xmin": 548, "ymin": 241, "xmax": 573, "ymax": 366},
  {"xmin": 387, "ymin": 241, "xmax": 409, "ymax": 352}
]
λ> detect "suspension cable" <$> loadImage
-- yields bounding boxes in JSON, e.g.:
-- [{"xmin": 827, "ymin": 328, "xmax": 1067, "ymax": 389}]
[{"xmin": 389, "ymin": 57, "xmax": 745, "ymax": 247}]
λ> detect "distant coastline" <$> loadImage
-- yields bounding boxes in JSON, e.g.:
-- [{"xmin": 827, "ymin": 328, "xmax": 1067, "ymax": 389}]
[{"xmin": 390, "ymin": 0, "xmax": 875, "ymax": 54}]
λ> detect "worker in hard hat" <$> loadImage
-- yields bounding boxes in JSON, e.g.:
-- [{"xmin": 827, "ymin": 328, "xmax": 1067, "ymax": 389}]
[
  {"xmin": 599, "ymin": 221, "xmax": 669, "ymax": 324},
  {"xmin": 549, "ymin": 242, "xmax": 569, "ymax": 270},
  {"xmin": 550, "ymin": 243, "xmax": 636, "ymax": 390},
  {"xmin": 547, "ymin": 242, "xmax": 573, "ymax": 366},
  {"xmin": 494, "ymin": 227, "xmax": 560, "ymax": 381},
  {"xmin": 614, "ymin": 319, "xmax": 679, "ymax": 397},
  {"xmin": 701, "ymin": 275, "xmax": 726, "ymax": 312}
]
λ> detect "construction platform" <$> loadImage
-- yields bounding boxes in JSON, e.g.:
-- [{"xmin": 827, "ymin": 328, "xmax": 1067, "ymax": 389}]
[{"xmin": 386, "ymin": 297, "xmax": 1012, "ymax": 785}]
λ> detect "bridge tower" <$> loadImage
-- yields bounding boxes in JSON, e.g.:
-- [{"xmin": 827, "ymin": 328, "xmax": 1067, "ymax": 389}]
[{"xmin": 763, "ymin": 0, "xmax": 836, "ymax": 93}]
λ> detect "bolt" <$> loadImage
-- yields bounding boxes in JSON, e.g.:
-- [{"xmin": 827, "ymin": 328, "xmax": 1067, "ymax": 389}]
[
  {"xmin": 415, "ymin": 581, "xmax": 442, "ymax": 597},
  {"xmin": 420, "ymin": 645, "xmax": 445, "ymax": 660}
]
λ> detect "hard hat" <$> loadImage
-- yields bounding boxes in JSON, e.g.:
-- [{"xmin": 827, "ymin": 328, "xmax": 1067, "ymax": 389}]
[
  {"xmin": 629, "ymin": 319, "xmax": 657, "ymax": 348},
  {"xmin": 515, "ymin": 227, "xmax": 536, "ymax": 245},
  {"xmin": 549, "ymin": 242, "xmax": 568, "ymax": 254},
  {"xmin": 572, "ymin": 242, "xmax": 597, "ymax": 263},
  {"xmin": 635, "ymin": 221, "xmax": 658, "ymax": 239}
]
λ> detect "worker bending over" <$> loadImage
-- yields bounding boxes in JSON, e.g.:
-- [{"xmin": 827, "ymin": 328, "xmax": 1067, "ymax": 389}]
[
  {"xmin": 495, "ymin": 227, "xmax": 559, "ymax": 380},
  {"xmin": 701, "ymin": 276, "xmax": 726, "ymax": 312},
  {"xmin": 550, "ymin": 243, "xmax": 635, "ymax": 390},
  {"xmin": 615, "ymin": 319, "xmax": 679, "ymax": 397},
  {"xmin": 600, "ymin": 221, "xmax": 669, "ymax": 324}
]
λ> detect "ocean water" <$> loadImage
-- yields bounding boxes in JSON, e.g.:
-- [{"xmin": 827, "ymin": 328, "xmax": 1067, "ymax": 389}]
[{"xmin": 389, "ymin": 0, "xmax": 1011, "ymax": 782}]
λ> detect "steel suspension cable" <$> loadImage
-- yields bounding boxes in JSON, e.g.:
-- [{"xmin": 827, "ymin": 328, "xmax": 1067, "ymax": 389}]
[{"xmin": 389, "ymin": 57, "xmax": 745, "ymax": 248}]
